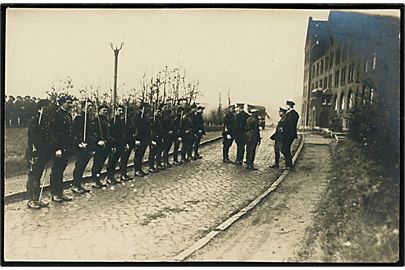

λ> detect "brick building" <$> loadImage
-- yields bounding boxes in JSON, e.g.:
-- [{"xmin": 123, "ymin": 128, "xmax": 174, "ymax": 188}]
[{"xmin": 301, "ymin": 11, "xmax": 400, "ymax": 131}]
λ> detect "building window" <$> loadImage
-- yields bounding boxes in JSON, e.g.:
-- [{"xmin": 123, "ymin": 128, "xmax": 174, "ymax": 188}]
[
  {"xmin": 324, "ymin": 77, "xmax": 328, "ymax": 89},
  {"xmin": 320, "ymin": 59, "xmax": 324, "ymax": 74},
  {"xmin": 348, "ymin": 91, "xmax": 354, "ymax": 109},
  {"xmin": 311, "ymin": 83, "xmax": 314, "ymax": 90},
  {"xmin": 319, "ymin": 80, "xmax": 323, "ymax": 89},
  {"xmin": 316, "ymin": 62, "xmax": 320, "ymax": 76},
  {"xmin": 336, "ymin": 47, "xmax": 341, "ymax": 65},
  {"xmin": 312, "ymin": 65, "xmax": 316, "ymax": 76},
  {"xmin": 315, "ymin": 81, "xmax": 318, "ymax": 89},
  {"xmin": 341, "ymin": 67, "xmax": 346, "ymax": 86},
  {"xmin": 325, "ymin": 56, "xmax": 329, "ymax": 71},
  {"xmin": 334, "ymin": 70, "xmax": 340, "ymax": 88},
  {"xmin": 373, "ymin": 54, "xmax": 377, "ymax": 70},
  {"xmin": 329, "ymin": 52, "xmax": 334, "ymax": 68},
  {"xmin": 328, "ymin": 74, "xmax": 333, "ymax": 88},
  {"xmin": 340, "ymin": 93, "xmax": 345, "ymax": 111}
]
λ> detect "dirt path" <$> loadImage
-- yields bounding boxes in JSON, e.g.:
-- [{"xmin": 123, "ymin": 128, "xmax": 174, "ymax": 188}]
[{"xmin": 188, "ymin": 134, "xmax": 334, "ymax": 262}]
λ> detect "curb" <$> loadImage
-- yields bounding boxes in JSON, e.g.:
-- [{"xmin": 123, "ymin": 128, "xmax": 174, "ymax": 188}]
[
  {"xmin": 172, "ymin": 135, "xmax": 306, "ymax": 261},
  {"xmin": 4, "ymin": 136, "xmax": 223, "ymax": 204}
]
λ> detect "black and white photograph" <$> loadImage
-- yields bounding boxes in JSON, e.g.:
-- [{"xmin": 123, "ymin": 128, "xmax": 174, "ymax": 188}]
[{"xmin": 1, "ymin": 4, "xmax": 403, "ymax": 264}]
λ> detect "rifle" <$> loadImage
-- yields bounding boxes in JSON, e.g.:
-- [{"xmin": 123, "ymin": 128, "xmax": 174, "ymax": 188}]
[
  {"xmin": 95, "ymin": 102, "xmax": 104, "ymax": 141},
  {"xmin": 83, "ymin": 99, "xmax": 88, "ymax": 143}
]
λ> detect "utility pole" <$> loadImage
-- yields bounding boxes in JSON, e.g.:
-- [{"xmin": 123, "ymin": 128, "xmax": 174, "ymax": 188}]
[{"xmin": 110, "ymin": 42, "xmax": 124, "ymax": 115}]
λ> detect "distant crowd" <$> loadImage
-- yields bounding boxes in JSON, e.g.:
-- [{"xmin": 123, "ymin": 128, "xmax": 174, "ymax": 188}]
[{"xmin": 5, "ymin": 95, "xmax": 39, "ymax": 128}]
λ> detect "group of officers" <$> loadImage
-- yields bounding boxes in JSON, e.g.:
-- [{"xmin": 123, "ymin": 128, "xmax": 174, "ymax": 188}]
[
  {"xmin": 222, "ymin": 100, "xmax": 299, "ymax": 171},
  {"xmin": 25, "ymin": 95, "xmax": 206, "ymax": 209},
  {"xmin": 5, "ymin": 95, "xmax": 38, "ymax": 128}
]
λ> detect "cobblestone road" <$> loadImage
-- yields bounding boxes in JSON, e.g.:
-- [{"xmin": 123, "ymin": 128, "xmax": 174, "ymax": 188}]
[{"xmin": 4, "ymin": 128, "xmax": 299, "ymax": 262}]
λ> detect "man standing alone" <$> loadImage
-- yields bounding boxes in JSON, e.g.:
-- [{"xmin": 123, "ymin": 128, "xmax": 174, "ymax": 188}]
[{"xmin": 283, "ymin": 100, "xmax": 299, "ymax": 170}]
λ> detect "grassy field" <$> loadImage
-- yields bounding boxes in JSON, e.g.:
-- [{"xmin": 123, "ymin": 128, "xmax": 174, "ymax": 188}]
[{"xmin": 299, "ymin": 140, "xmax": 400, "ymax": 262}]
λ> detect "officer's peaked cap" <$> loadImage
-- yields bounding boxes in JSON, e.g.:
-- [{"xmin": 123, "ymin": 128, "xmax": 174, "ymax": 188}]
[
  {"xmin": 116, "ymin": 104, "xmax": 125, "ymax": 110},
  {"xmin": 286, "ymin": 100, "xmax": 295, "ymax": 106},
  {"xmin": 36, "ymin": 99, "xmax": 50, "ymax": 109},
  {"xmin": 58, "ymin": 95, "xmax": 73, "ymax": 105},
  {"xmin": 279, "ymin": 107, "xmax": 287, "ymax": 113},
  {"xmin": 98, "ymin": 104, "xmax": 109, "ymax": 111}
]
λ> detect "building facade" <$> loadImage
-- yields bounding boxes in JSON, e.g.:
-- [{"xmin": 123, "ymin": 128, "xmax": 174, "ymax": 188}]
[{"xmin": 301, "ymin": 11, "xmax": 400, "ymax": 131}]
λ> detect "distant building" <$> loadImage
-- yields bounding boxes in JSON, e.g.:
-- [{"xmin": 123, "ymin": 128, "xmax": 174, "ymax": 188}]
[{"xmin": 301, "ymin": 11, "xmax": 400, "ymax": 131}]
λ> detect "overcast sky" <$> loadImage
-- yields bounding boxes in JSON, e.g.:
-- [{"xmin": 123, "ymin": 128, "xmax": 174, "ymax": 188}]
[{"xmin": 5, "ymin": 8, "xmax": 400, "ymax": 119}]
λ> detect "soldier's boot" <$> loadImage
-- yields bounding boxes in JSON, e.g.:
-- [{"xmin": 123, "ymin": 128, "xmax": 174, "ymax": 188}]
[
  {"xmin": 80, "ymin": 185, "xmax": 91, "ymax": 193},
  {"xmin": 148, "ymin": 166, "xmax": 158, "ymax": 173},
  {"xmin": 156, "ymin": 163, "xmax": 165, "ymax": 170},
  {"xmin": 71, "ymin": 185, "xmax": 85, "ymax": 194},
  {"xmin": 120, "ymin": 174, "xmax": 132, "ymax": 181},
  {"xmin": 60, "ymin": 193, "xmax": 73, "ymax": 201},
  {"xmin": 52, "ymin": 194, "xmax": 64, "ymax": 203},
  {"xmin": 107, "ymin": 177, "xmax": 118, "ymax": 185},
  {"xmin": 38, "ymin": 200, "xmax": 49, "ymax": 208},
  {"xmin": 27, "ymin": 200, "xmax": 41, "ymax": 209}
]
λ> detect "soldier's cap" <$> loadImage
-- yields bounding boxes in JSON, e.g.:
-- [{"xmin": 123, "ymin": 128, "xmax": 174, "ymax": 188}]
[
  {"xmin": 250, "ymin": 108, "xmax": 259, "ymax": 113},
  {"xmin": 81, "ymin": 99, "xmax": 94, "ymax": 107},
  {"xmin": 197, "ymin": 105, "xmax": 205, "ymax": 109},
  {"xmin": 8, "ymin": 95, "xmax": 15, "ymax": 100},
  {"xmin": 36, "ymin": 99, "xmax": 50, "ymax": 109},
  {"xmin": 279, "ymin": 107, "xmax": 287, "ymax": 113},
  {"xmin": 24, "ymin": 95, "xmax": 31, "ymax": 99},
  {"xmin": 139, "ymin": 102, "xmax": 150, "ymax": 108},
  {"xmin": 98, "ymin": 104, "xmax": 109, "ymax": 111},
  {"xmin": 58, "ymin": 95, "xmax": 73, "ymax": 105},
  {"xmin": 115, "ymin": 104, "xmax": 125, "ymax": 110},
  {"xmin": 286, "ymin": 100, "xmax": 295, "ymax": 106},
  {"xmin": 17, "ymin": 96, "xmax": 22, "ymax": 99},
  {"xmin": 228, "ymin": 104, "xmax": 235, "ymax": 108},
  {"xmin": 236, "ymin": 103, "xmax": 245, "ymax": 108}
]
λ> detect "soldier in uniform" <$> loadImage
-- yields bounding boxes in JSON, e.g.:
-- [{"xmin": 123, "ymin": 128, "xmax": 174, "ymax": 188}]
[
  {"xmin": 91, "ymin": 104, "xmax": 111, "ymax": 188},
  {"xmin": 270, "ymin": 107, "xmax": 287, "ymax": 168},
  {"xmin": 25, "ymin": 99, "xmax": 53, "ymax": 209},
  {"xmin": 222, "ymin": 104, "xmax": 235, "ymax": 163},
  {"xmin": 49, "ymin": 95, "xmax": 74, "ymax": 202},
  {"xmin": 133, "ymin": 102, "xmax": 151, "ymax": 177},
  {"xmin": 71, "ymin": 99, "xmax": 97, "ymax": 193},
  {"xmin": 106, "ymin": 105, "xmax": 129, "ymax": 184},
  {"xmin": 233, "ymin": 103, "xmax": 250, "ymax": 165},
  {"xmin": 148, "ymin": 106, "xmax": 163, "ymax": 173},
  {"xmin": 172, "ymin": 106, "xmax": 184, "ymax": 165},
  {"xmin": 5, "ymin": 95, "xmax": 15, "ymax": 128},
  {"xmin": 180, "ymin": 106, "xmax": 195, "ymax": 162},
  {"xmin": 14, "ymin": 96, "xmax": 24, "ymax": 127},
  {"xmin": 245, "ymin": 108, "xmax": 261, "ymax": 170},
  {"xmin": 192, "ymin": 105, "xmax": 205, "ymax": 160},
  {"xmin": 160, "ymin": 104, "xmax": 175, "ymax": 168},
  {"xmin": 283, "ymin": 100, "xmax": 299, "ymax": 170},
  {"xmin": 118, "ymin": 105, "xmax": 134, "ymax": 181}
]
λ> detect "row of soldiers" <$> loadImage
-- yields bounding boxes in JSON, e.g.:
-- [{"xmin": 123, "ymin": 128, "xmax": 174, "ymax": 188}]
[
  {"xmin": 5, "ymin": 95, "xmax": 38, "ymax": 128},
  {"xmin": 25, "ymin": 95, "xmax": 206, "ymax": 209},
  {"xmin": 221, "ymin": 100, "xmax": 299, "ymax": 170}
]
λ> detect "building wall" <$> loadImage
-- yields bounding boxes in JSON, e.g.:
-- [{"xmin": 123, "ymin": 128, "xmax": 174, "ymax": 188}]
[{"xmin": 301, "ymin": 12, "xmax": 400, "ymax": 131}]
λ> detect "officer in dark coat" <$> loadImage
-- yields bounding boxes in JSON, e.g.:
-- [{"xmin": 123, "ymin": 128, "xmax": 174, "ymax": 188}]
[
  {"xmin": 25, "ymin": 99, "xmax": 53, "ymax": 209},
  {"xmin": 106, "ymin": 105, "xmax": 128, "ymax": 184},
  {"xmin": 172, "ymin": 106, "xmax": 184, "ymax": 165},
  {"xmin": 71, "ymin": 99, "xmax": 98, "ymax": 193},
  {"xmin": 270, "ymin": 107, "xmax": 287, "ymax": 169},
  {"xmin": 181, "ymin": 106, "xmax": 195, "ymax": 162},
  {"xmin": 245, "ymin": 108, "xmax": 261, "ymax": 170},
  {"xmin": 233, "ymin": 103, "xmax": 250, "ymax": 165},
  {"xmin": 283, "ymin": 100, "xmax": 300, "ymax": 170},
  {"xmin": 192, "ymin": 105, "xmax": 205, "ymax": 160},
  {"xmin": 134, "ymin": 102, "xmax": 151, "ymax": 177},
  {"xmin": 91, "ymin": 104, "xmax": 111, "ymax": 188},
  {"xmin": 222, "ymin": 104, "xmax": 235, "ymax": 163},
  {"xmin": 49, "ymin": 95, "xmax": 74, "ymax": 202}
]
